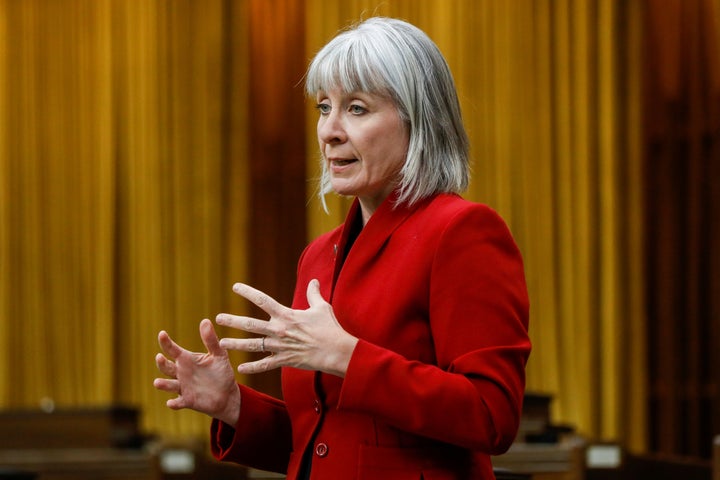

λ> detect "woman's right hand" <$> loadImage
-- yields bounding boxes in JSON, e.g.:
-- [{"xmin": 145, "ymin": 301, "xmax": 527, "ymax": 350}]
[{"xmin": 154, "ymin": 318, "xmax": 241, "ymax": 426}]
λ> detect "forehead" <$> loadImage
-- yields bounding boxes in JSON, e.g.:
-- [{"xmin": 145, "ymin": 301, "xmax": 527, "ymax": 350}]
[
  {"xmin": 308, "ymin": 70, "xmax": 390, "ymax": 100},
  {"xmin": 314, "ymin": 88, "xmax": 387, "ymax": 103}
]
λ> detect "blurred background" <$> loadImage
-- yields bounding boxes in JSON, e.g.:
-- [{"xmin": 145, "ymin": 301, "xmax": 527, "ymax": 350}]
[{"xmin": 0, "ymin": 0, "xmax": 718, "ymax": 478}]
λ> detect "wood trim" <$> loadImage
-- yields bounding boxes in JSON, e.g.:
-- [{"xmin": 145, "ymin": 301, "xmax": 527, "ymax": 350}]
[
  {"xmin": 245, "ymin": 0, "xmax": 307, "ymax": 397},
  {"xmin": 643, "ymin": 0, "xmax": 720, "ymax": 458}
]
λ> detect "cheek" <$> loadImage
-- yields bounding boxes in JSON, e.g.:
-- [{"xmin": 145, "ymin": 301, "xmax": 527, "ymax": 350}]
[{"xmin": 389, "ymin": 131, "xmax": 409, "ymax": 165}]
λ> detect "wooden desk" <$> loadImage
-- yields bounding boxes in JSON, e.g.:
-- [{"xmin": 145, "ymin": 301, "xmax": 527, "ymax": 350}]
[
  {"xmin": 494, "ymin": 468, "xmax": 533, "ymax": 479},
  {"xmin": 0, "ymin": 470, "xmax": 37, "ymax": 480},
  {"xmin": 0, "ymin": 406, "xmax": 141, "ymax": 449},
  {"xmin": 0, "ymin": 448, "xmax": 159, "ymax": 480},
  {"xmin": 0, "ymin": 406, "xmax": 158, "ymax": 480},
  {"xmin": 492, "ymin": 438, "xmax": 585, "ymax": 480}
]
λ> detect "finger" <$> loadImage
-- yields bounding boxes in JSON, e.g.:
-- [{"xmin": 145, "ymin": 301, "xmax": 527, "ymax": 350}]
[
  {"xmin": 158, "ymin": 330, "xmax": 184, "ymax": 360},
  {"xmin": 166, "ymin": 397, "xmax": 188, "ymax": 410},
  {"xmin": 199, "ymin": 318, "xmax": 226, "ymax": 357},
  {"xmin": 305, "ymin": 279, "xmax": 325, "ymax": 308},
  {"xmin": 216, "ymin": 313, "xmax": 272, "ymax": 336},
  {"xmin": 236, "ymin": 357, "xmax": 277, "ymax": 375},
  {"xmin": 233, "ymin": 282, "xmax": 287, "ymax": 317},
  {"xmin": 155, "ymin": 353, "xmax": 177, "ymax": 377},
  {"xmin": 153, "ymin": 377, "xmax": 180, "ymax": 394},
  {"xmin": 219, "ymin": 337, "xmax": 266, "ymax": 353}
]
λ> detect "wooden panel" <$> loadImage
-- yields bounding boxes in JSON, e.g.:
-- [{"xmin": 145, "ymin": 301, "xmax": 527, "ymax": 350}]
[
  {"xmin": 0, "ymin": 470, "xmax": 37, "ymax": 480},
  {"xmin": 493, "ymin": 470, "xmax": 533, "ymax": 480},
  {"xmin": 586, "ymin": 451, "xmax": 712, "ymax": 480},
  {"xmin": 624, "ymin": 453, "xmax": 711, "ymax": 480},
  {"xmin": 0, "ymin": 449, "xmax": 159, "ymax": 480},
  {"xmin": 643, "ymin": 0, "xmax": 720, "ymax": 458},
  {"xmin": 247, "ymin": 0, "xmax": 308, "ymax": 307},
  {"xmin": 0, "ymin": 407, "xmax": 141, "ymax": 449},
  {"xmin": 0, "ymin": 406, "xmax": 156, "ymax": 480},
  {"xmin": 492, "ymin": 438, "xmax": 585, "ymax": 480},
  {"xmin": 245, "ymin": 0, "xmax": 308, "ymax": 398}
]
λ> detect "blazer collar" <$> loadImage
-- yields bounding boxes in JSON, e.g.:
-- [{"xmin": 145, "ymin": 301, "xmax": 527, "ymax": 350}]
[{"xmin": 332, "ymin": 191, "xmax": 432, "ymax": 281}]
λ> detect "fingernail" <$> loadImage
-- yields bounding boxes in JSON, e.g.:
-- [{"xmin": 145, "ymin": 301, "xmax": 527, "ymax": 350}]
[{"xmin": 232, "ymin": 283, "xmax": 241, "ymax": 292}]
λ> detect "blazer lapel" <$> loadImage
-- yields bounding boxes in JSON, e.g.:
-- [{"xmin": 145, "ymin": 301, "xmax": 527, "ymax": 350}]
[{"xmin": 332, "ymin": 191, "xmax": 429, "ymax": 296}]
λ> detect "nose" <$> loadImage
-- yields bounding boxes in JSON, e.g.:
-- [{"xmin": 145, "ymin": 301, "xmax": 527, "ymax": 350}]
[{"xmin": 317, "ymin": 110, "xmax": 346, "ymax": 145}]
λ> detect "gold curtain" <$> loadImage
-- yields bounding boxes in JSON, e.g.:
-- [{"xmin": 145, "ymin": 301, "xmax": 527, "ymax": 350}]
[
  {"xmin": 0, "ymin": 0, "xmax": 646, "ymax": 450},
  {"xmin": 0, "ymin": 0, "xmax": 250, "ymax": 439},
  {"xmin": 0, "ymin": 0, "xmax": 118, "ymax": 405},
  {"xmin": 304, "ymin": 0, "xmax": 646, "ymax": 451}
]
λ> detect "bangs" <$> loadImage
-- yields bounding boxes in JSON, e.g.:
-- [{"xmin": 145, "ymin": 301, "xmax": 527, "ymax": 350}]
[{"xmin": 306, "ymin": 34, "xmax": 391, "ymax": 96}]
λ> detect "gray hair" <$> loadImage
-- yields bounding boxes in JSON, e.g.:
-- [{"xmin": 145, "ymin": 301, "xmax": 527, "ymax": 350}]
[{"xmin": 305, "ymin": 17, "xmax": 469, "ymax": 207}]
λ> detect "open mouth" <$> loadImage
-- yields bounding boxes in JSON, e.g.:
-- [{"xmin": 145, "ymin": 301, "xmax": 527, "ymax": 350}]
[{"xmin": 331, "ymin": 158, "xmax": 357, "ymax": 166}]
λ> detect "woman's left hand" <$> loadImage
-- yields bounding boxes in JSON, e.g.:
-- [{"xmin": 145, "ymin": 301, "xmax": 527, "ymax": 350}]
[{"xmin": 216, "ymin": 279, "xmax": 359, "ymax": 378}]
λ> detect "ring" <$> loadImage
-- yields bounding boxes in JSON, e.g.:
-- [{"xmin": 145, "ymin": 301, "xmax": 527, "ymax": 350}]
[{"xmin": 261, "ymin": 337, "xmax": 266, "ymax": 353}]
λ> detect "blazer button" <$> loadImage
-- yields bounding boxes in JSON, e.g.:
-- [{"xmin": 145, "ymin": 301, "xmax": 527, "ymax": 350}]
[
  {"xmin": 313, "ymin": 399, "xmax": 321, "ymax": 414},
  {"xmin": 315, "ymin": 442, "xmax": 329, "ymax": 457}
]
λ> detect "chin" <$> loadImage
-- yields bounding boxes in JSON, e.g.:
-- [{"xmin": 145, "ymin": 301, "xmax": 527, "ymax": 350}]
[{"xmin": 330, "ymin": 183, "xmax": 358, "ymax": 197}]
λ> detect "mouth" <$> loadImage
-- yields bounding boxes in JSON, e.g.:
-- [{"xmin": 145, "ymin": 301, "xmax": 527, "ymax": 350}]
[{"xmin": 329, "ymin": 158, "xmax": 358, "ymax": 167}]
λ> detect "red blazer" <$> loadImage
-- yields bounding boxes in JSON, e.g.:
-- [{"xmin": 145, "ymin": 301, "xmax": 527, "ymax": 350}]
[{"xmin": 211, "ymin": 192, "xmax": 531, "ymax": 479}]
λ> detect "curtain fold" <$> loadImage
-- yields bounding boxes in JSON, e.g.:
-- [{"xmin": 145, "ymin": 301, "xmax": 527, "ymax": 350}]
[
  {"xmin": 0, "ymin": 0, "xmax": 249, "ymax": 438},
  {"xmin": 110, "ymin": 0, "xmax": 244, "ymax": 437},
  {"xmin": 0, "ymin": 0, "xmax": 646, "ymax": 448},
  {"xmin": 1, "ymin": 0, "xmax": 117, "ymax": 406}
]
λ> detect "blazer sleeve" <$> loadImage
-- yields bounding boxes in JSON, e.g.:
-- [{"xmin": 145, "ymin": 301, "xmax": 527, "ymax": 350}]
[
  {"xmin": 210, "ymin": 384, "xmax": 292, "ymax": 473},
  {"xmin": 337, "ymin": 204, "xmax": 531, "ymax": 454}
]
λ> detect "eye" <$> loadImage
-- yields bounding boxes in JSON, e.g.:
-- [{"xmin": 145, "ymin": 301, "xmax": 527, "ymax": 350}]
[
  {"xmin": 349, "ymin": 104, "xmax": 367, "ymax": 115},
  {"xmin": 315, "ymin": 103, "xmax": 331, "ymax": 115}
]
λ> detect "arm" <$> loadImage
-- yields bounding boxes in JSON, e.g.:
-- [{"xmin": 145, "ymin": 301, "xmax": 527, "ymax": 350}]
[{"xmin": 210, "ymin": 384, "xmax": 292, "ymax": 473}]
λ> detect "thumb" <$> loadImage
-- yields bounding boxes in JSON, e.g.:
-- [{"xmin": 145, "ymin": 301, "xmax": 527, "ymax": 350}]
[{"xmin": 305, "ymin": 279, "xmax": 326, "ymax": 308}]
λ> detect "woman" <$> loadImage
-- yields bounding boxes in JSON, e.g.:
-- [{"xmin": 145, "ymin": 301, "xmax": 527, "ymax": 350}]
[{"xmin": 154, "ymin": 17, "xmax": 531, "ymax": 479}]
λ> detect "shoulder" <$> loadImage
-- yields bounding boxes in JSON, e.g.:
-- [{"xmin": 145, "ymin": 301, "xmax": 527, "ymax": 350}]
[
  {"xmin": 413, "ymin": 194, "xmax": 521, "ymax": 260},
  {"xmin": 414, "ymin": 194, "xmax": 510, "ymax": 233}
]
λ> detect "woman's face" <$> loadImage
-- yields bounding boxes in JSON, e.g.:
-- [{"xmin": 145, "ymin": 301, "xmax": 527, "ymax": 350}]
[{"xmin": 316, "ymin": 88, "xmax": 409, "ymax": 219}]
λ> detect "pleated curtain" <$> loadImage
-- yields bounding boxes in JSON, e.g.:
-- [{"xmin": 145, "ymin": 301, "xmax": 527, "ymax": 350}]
[{"xmin": 0, "ymin": 0, "xmax": 647, "ymax": 451}]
